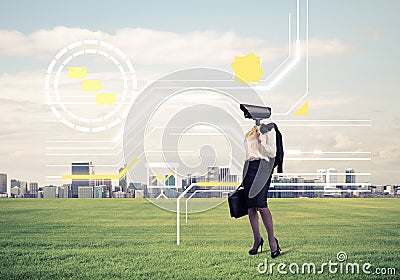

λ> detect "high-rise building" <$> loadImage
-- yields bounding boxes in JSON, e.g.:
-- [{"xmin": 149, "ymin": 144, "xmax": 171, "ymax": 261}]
[
  {"xmin": 316, "ymin": 169, "xmax": 327, "ymax": 183},
  {"xmin": 10, "ymin": 179, "xmax": 19, "ymax": 188},
  {"xmin": 207, "ymin": 167, "xmax": 219, "ymax": 182},
  {"xmin": 218, "ymin": 167, "xmax": 230, "ymax": 182},
  {"xmin": 29, "ymin": 182, "xmax": 38, "ymax": 198},
  {"xmin": 228, "ymin": 174, "xmax": 239, "ymax": 182},
  {"xmin": 93, "ymin": 186, "xmax": 103, "ymax": 198},
  {"xmin": 0, "ymin": 173, "xmax": 7, "ymax": 194},
  {"xmin": 20, "ymin": 181, "xmax": 27, "ymax": 196},
  {"xmin": 11, "ymin": 186, "xmax": 20, "ymax": 197},
  {"xmin": 345, "ymin": 168, "xmax": 356, "ymax": 183},
  {"xmin": 345, "ymin": 168, "xmax": 356, "ymax": 190},
  {"xmin": 10, "ymin": 179, "xmax": 27, "ymax": 196},
  {"xmin": 71, "ymin": 162, "xmax": 94, "ymax": 198},
  {"xmin": 57, "ymin": 184, "xmax": 70, "ymax": 198},
  {"xmin": 184, "ymin": 174, "xmax": 198, "ymax": 188},
  {"xmin": 327, "ymin": 168, "xmax": 337, "ymax": 184},
  {"xmin": 58, "ymin": 186, "xmax": 64, "ymax": 198},
  {"xmin": 165, "ymin": 174, "xmax": 175, "ymax": 187},
  {"xmin": 43, "ymin": 186, "xmax": 57, "ymax": 198},
  {"xmin": 63, "ymin": 184, "xmax": 71, "ymax": 198},
  {"xmin": 126, "ymin": 188, "xmax": 135, "ymax": 198},
  {"xmin": 93, "ymin": 178, "xmax": 112, "ymax": 197},
  {"xmin": 78, "ymin": 186, "xmax": 93, "ymax": 198},
  {"xmin": 119, "ymin": 165, "xmax": 127, "ymax": 192}
]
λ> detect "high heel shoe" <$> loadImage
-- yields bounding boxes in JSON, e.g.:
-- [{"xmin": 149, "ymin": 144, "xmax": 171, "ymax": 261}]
[
  {"xmin": 271, "ymin": 238, "xmax": 281, "ymax": 258},
  {"xmin": 248, "ymin": 238, "xmax": 264, "ymax": 255}
]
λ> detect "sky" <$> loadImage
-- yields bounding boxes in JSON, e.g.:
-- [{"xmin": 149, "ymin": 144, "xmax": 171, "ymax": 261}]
[{"xmin": 0, "ymin": 0, "xmax": 399, "ymax": 189}]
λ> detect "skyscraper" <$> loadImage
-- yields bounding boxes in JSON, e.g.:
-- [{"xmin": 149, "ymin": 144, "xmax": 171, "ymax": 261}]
[
  {"xmin": 207, "ymin": 166, "xmax": 219, "ymax": 182},
  {"xmin": 327, "ymin": 168, "xmax": 337, "ymax": 184},
  {"xmin": 165, "ymin": 175, "xmax": 175, "ymax": 187},
  {"xmin": 345, "ymin": 168, "xmax": 356, "ymax": 190},
  {"xmin": 29, "ymin": 182, "xmax": 38, "ymax": 198},
  {"xmin": 93, "ymin": 186, "xmax": 103, "ymax": 198},
  {"xmin": 43, "ymin": 186, "xmax": 57, "ymax": 198},
  {"xmin": 20, "ymin": 181, "xmax": 27, "ymax": 197},
  {"xmin": 316, "ymin": 169, "xmax": 327, "ymax": 183},
  {"xmin": 0, "ymin": 173, "xmax": 7, "ymax": 194},
  {"xmin": 10, "ymin": 179, "xmax": 27, "ymax": 196},
  {"xmin": 218, "ymin": 166, "xmax": 230, "ymax": 182},
  {"xmin": 93, "ymin": 178, "xmax": 112, "ymax": 197},
  {"xmin": 78, "ymin": 186, "xmax": 93, "ymax": 198},
  {"xmin": 345, "ymin": 168, "xmax": 356, "ymax": 183},
  {"xmin": 10, "ymin": 179, "xmax": 19, "ymax": 188},
  {"xmin": 71, "ymin": 162, "xmax": 94, "ymax": 198},
  {"xmin": 119, "ymin": 165, "xmax": 127, "ymax": 192}
]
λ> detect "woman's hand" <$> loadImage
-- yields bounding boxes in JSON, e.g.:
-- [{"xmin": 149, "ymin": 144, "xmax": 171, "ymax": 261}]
[
  {"xmin": 246, "ymin": 126, "xmax": 262, "ymax": 143},
  {"xmin": 255, "ymin": 126, "xmax": 262, "ymax": 144}
]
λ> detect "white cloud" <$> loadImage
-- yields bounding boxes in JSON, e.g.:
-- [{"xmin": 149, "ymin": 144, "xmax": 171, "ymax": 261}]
[
  {"xmin": 0, "ymin": 27, "xmax": 356, "ymax": 68},
  {"xmin": 377, "ymin": 146, "xmax": 400, "ymax": 162},
  {"xmin": 307, "ymin": 38, "xmax": 357, "ymax": 57}
]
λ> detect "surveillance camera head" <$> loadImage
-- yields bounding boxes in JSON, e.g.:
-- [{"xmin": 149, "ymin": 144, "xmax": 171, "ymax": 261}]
[{"xmin": 240, "ymin": 103, "xmax": 271, "ymax": 125}]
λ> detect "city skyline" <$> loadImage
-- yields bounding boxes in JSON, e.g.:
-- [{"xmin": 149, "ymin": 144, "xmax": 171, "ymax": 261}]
[
  {"xmin": 1, "ymin": 1, "xmax": 399, "ymax": 185},
  {"xmin": 2, "ymin": 163, "xmax": 396, "ymax": 197}
]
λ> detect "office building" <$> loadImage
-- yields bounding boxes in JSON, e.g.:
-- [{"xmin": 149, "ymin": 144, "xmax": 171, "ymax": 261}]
[
  {"xmin": 78, "ymin": 186, "xmax": 93, "ymax": 198},
  {"xmin": 63, "ymin": 184, "xmax": 71, "ymax": 198},
  {"xmin": 119, "ymin": 165, "xmax": 127, "ymax": 192},
  {"xmin": 126, "ymin": 188, "xmax": 135, "ymax": 198},
  {"xmin": 29, "ymin": 182, "xmax": 38, "ymax": 198},
  {"xmin": 71, "ymin": 162, "xmax": 94, "ymax": 198},
  {"xmin": 11, "ymin": 186, "xmax": 20, "ymax": 197},
  {"xmin": 218, "ymin": 167, "xmax": 230, "ymax": 182},
  {"xmin": 11, "ymin": 179, "xmax": 27, "ymax": 196},
  {"xmin": 0, "ymin": 173, "xmax": 7, "ymax": 194},
  {"xmin": 20, "ymin": 181, "xmax": 27, "ymax": 197},
  {"xmin": 207, "ymin": 167, "xmax": 219, "ymax": 182},
  {"xmin": 57, "ymin": 186, "xmax": 65, "ymax": 198},
  {"xmin": 165, "ymin": 174, "xmax": 175, "ymax": 187},
  {"xmin": 43, "ymin": 186, "xmax": 57, "ymax": 198},
  {"xmin": 93, "ymin": 186, "xmax": 103, "ymax": 198},
  {"xmin": 93, "ymin": 179, "xmax": 112, "ymax": 197},
  {"xmin": 228, "ymin": 174, "xmax": 238, "ymax": 182},
  {"xmin": 11, "ymin": 179, "xmax": 19, "ymax": 188},
  {"xmin": 345, "ymin": 168, "xmax": 356, "ymax": 190},
  {"xmin": 327, "ymin": 168, "xmax": 337, "ymax": 184},
  {"xmin": 37, "ymin": 190, "xmax": 43, "ymax": 198},
  {"xmin": 316, "ymin": 169, "xmax": 326, "ymax": 183},
  {"xmin": 345, "ymin": 168, "xmax": 356, "ymax": 183},
  {"xmin": 113, "ymin": 190, "xmax": 125, "ymax": 198},
  {"xmin": 57, "ymin": 184, "xmax": 70, "ymax": 198}
]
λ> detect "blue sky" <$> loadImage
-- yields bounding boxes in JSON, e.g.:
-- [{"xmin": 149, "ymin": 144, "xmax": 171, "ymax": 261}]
[{"xmin": 0, "ymin": 0, "xmax": 399, "ymax": 186}]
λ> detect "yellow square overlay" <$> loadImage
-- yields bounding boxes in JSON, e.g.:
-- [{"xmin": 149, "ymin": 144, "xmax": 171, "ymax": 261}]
[
  {"xmin": 96, "ymin": 94, "xmax": 116, "ymax": 105},
  {"xmin": 82, "ymin": 80, "xmax": 102, "ymax": 91},
  {"xmin": 68, "ymin": 67, "xmax": 87, "ymax": 78}
]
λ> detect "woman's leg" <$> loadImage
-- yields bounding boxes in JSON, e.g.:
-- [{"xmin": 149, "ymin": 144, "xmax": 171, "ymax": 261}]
[
  {"xmin": 248, "ymin": 207, "xmax": 262, "ymax": 249},
  {"xmin": 258, "ymin": 207, "xmax": 278, "ymax": 252}
]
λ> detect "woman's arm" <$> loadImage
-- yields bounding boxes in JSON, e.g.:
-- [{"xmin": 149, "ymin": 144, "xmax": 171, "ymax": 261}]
[{"xmin": 260, "ymin": 127, "xmax": 276, "ymax": 158}]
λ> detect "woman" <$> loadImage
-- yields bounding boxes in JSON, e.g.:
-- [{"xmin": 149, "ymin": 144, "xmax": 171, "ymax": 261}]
[{"xmin": 243, "ymin": 124, "xmax": 281, "ymax": 257}]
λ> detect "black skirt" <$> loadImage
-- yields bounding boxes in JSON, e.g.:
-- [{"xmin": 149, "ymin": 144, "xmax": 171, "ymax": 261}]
[{"xmin": 243, "ymin": 159, "xmax": 272, "ymax": 208}]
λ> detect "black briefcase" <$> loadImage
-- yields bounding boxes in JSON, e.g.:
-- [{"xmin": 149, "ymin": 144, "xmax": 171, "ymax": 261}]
[{"xmin": 228, "ymin": 186, "xmax": 248, "ymax": 218}]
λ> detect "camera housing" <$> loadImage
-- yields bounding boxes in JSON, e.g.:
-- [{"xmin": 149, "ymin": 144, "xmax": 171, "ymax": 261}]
[{"xmin": 240, "ymin": 103, "xmax": 271, "ymax": 125}]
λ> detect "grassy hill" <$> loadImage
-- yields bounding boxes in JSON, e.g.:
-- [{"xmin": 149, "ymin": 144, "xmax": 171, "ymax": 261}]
[{"xmin": 0, "ymin": 198, "xmax": 399, "ymax": 279}]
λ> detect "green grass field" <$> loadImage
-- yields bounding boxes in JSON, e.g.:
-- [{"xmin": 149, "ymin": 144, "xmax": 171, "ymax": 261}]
[{"xmin": 0, "ymin": 198, "xmax": 399, "ymax": 279}]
